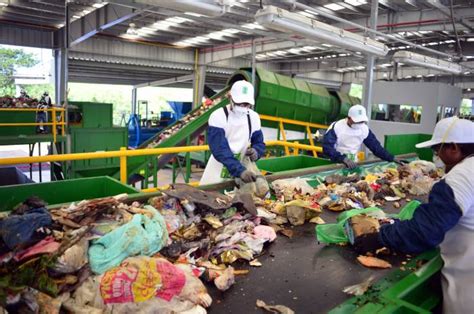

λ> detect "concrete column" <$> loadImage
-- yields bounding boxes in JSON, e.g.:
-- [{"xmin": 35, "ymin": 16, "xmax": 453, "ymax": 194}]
[
  {"xmin": 362, "ymin": 0, "xmax": 379, "ymax": 126},
  {"xmin": 193, "ymin": 65, "xmax": 206, "ymax": 108},
  {"xmin": 251, "ymin": 39, "xmax": 257, "ymax": 88},
  {"xmin": 54, "ymin": 48, "xmax": 67, "ymax": 106},
  {"xmin": 131, "ymin": 87, "xmax": 137, "ymax": 115}
]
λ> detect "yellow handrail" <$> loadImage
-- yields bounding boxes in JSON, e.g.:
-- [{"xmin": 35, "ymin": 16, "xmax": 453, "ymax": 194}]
[
  {"xmin": 0, "ymin": 141, "xmax": 322, "ymax": 185},
  {"xmin": 259, "ymin": 114, "xmax": 329, "ymax": 130},
  {"xmin": 259, "ymin": 114, "xmax": 328, "ymax": 156},
  {"xmin": 0, "ymin": 107, "xmax": 66, "ymax": 143}
]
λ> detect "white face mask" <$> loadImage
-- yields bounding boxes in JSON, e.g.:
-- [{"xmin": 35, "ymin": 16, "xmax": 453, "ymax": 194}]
[
  {"xmin": 433, "ymin": 155, "xmax": 445, "ymax": 169},
  {"xmin": 233, "ymin": 106, "xmax": 248, "ymax": 115},
  {"xmin": 351, "ymin": 123, "xmax": 365, "ymax": 130}
]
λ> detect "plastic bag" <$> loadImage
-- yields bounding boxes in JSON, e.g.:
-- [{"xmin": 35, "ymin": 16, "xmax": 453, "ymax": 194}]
[
  {"xmin": 88, "ymin": 206, "xmax": 168, "ymax": 274},
  {"xmin": 315, "ymin": 200, "xmax": 421, "ymax": 244},
  {"xmin": 236, "ymin": 156, "xmax": 270, "ymax": 199}
]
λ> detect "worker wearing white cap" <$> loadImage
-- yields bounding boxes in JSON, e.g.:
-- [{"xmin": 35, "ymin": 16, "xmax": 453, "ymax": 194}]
[
  {"xmin": 354, "ymin": 116, "xmax": 474, "ymax": 313},
  {"xmin": 200, "ymin": 80, "xmax": 265, "ymax": 185},
  {"xmin": 323, "ymin": 104, "xmax": 402, "ymax": 168}
]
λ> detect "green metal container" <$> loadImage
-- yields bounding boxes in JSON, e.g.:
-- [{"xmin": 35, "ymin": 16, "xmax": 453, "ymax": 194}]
[
  {"xmin": 257, "ymin": 155, "xmax": 333, "ymax": 174},
  {"xmin": 334, "ymin": 91, "xmax": 352, "ymax": 120},
  {"xmin": 227, "ymin": 68, "xmax": 350, "ymax": 131},
  {"xmin": 0, "ymin": 110, "xmax": 40, "ymax": 136},
  {"xmin": 69, "ymin": 101, "xmax": 113, "ymax": 128},
  {"xmin": 69, "ymin": 127, "xmax": 128, "ymax": 178},
  {"xmin": 330, "ymin": 250, "xmax": 442, "ymax": 313},
  {"xmin": 384, "ymin": 134, "xmax": 433, "ymax": 161},
  {"xmin": 0, "ymin": 176, "xmax": 138, "ymax": 211}
]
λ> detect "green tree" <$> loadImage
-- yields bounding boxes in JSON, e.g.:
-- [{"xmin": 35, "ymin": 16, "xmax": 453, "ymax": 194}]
[
  {"xmin": 22, "ymin": 84, "xmax": 55, "ymax": 102},
  {"xmin": 0, "ymin": 47, "xmax": 39, "ymax": 95}
]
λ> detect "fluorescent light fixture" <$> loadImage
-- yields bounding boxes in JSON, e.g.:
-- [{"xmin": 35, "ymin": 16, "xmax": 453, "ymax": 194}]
[
  {"xmin": 299, "ymin": 11, "xmax": 317, "ymax": 18},
  {"xmin": 393, "ymin": 51, "xmax": 463, "ymax": 74},
  {"xmin": 92, "ymin": 2, "xmax": 107, "ymax": 8},
  {"xmin": 324, "ymin": 3, "xmax": 345, "ymax": 11},
  {"xmin": 405, "ymin": 75, "xmax": 412, "ymax": 78},
  {"xmin": 184, "ymin": 12, "xmax": 204, "ymax": 17},
  {"xmin": 242, "ymin": 22, "xmax": 265, "ymax": 30},
  {"xmin": 0, "ymin": 2, "xmax": 7, "ymax": 6},
  {"xmin": 344, "ymin": 0, "xmax": 367, "ymax": 6},
  {"xmin": 467, "ymin": 38, "xmax": 474, "ymax": 42},
  {"xmin": 274, "ymin": 50, "xmax": 288, "ymax": 55},
  {"xmin": 322, "ymin": 43, "xmax": 333, "ymax": 48},
  {"xmin": 288, "ymin": 48, "xmax": 302, "ymax": 54},
  {"xmin": 255, "ymin": 6, "xmax": 388, "ymax": 56},
  {"xmin": 136, "ymin": 0, "xmax": 228, "ymax": 17},
  {"xmin": 426, "ymin": 74, "xmax": 435, "ymax": 77}
]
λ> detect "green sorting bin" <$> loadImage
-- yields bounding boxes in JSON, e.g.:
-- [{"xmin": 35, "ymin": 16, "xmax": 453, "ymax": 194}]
[
  {"xmin": 330, "ymin": 250, "xmax": 443, "ymax": 314},
  {"xmin": 257, "ymin": 155, "xmax": 333, "ymax": 174},
  {"xmin": 0, "ymin": 110, "xmax": 38, "ymax": 136},
  {"xmin": 384, "ymin": 134, "xmax": 433, "ymax": 161},
  {"xmin": 0, "ymin": 176, "xmax": 138, "ymax": 211}
]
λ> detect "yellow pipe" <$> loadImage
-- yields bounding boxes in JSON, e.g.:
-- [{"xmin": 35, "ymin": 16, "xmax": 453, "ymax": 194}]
[
  {"xmin": 120, "ymin": 147, "xmax": 127, "ymax": 184},
  {"xmin": 0, "ymin": 141, "xmax": 321, "ymax": 167},
  {"xmin": 52, "ymin": 106, "xmax": 57, "ymax": 143},
  {"xmin": 0, "ymin": 122, "xmax": 66, "ymax": 126},
  {"xmin": 259, "ymin": 114, "xmax": 329, "ymax": 129},
  {"xmin": 194, "ymin": 48, "xmax": 199, "ymax": 107},
  {"xmin": 279, "ymin": 121, "xmax": 290, "ymax": 156},
  {"xmin": 0, "ymin": 108, "xmax": 65, "ymax": 112},
  {"xmin": 142, "ymin": 181, "xmax": 199, "ymax": 192},
  {"xmin": 61, "ymin": 109, "xmax": 65, "ymax": 136},
  {"xmin": 294, "ymin": 141, "xmax": 299, "ymax": 155},
  {"xmin": 0, "ymin": 144, "xmax": 210, "ymax": 166},
  {"xmin": 306, "ymin": 125, "xmax": 318, "ymax": 157}
]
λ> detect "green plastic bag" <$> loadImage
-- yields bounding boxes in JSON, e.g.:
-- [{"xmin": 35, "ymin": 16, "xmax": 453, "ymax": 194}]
[{"xmin": 315, "ymin": 200, "xmax": 421, "ymax": 244}]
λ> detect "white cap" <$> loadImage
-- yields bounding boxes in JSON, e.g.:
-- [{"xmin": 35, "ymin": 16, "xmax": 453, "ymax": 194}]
[
  {"xmin": 348, "ymin": 105, "xmax": 368, "ymax": 123},
  {"xmin": 230, "ymin": 80, "xmax": 255, "ymax": 105},
  {"xmin": 416, "ymin": 117, "xmax": 474, "ymax": 148}
]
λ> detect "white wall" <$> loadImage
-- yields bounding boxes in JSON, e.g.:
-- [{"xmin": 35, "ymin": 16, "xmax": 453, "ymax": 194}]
[{"xmin": 369, "ymin": 81, "xmax": 462, "ymax": 144}]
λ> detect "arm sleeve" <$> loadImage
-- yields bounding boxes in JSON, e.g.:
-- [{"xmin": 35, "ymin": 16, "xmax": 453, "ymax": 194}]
[
  {"xmin": 251, "ymin": 130, "xmax": 265, "ymax": 159},
  {"xmin": 363, "ymin": 130, "xmax": 394, "ymax": 162},
  {"xmin": 208, "ymin": 126, "xmax": 246, "ymax": 177},
  {"xmin": 379, "ymin": 179, "xmax": 462, "ymax": 254},
  {"xmin": 322, "ymin": 127, "xmax": 346, "ymax": 163}
]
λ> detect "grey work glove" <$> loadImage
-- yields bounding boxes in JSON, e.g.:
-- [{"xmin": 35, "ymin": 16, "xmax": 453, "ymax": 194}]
[
  {"xmin": 342, "ymin": 157, "xmax": 358, "ymax": 169},
  {"xmin": 393, "ymin": 158, "xmax": 409, "ymax": 165},
  {"xmin": 240, "ymin": 170, "xmax": 257, "ymax": 183},
  {"xmin": 245, "ymin": 147, "xmax": 259, "ymax": 162}
]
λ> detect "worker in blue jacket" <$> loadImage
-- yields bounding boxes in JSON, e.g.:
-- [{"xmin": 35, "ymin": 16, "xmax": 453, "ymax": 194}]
[
  {"xmin": 323, "ymin": 105, "xmax": 403, "ymax": 168},
  {"xmin": 200, "ymin": 80, "xmax": 265, "ymax": 185},
  {"xmin": 354, "ymin": 117, "xmax": 474, "ymax": 313}
]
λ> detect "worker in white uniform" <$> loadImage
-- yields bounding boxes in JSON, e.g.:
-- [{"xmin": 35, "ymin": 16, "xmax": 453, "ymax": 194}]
[
  {"xmin": 354, "ymin": 117, "xmax": 474, "ymax": 313},
  {"xmin": 200, "ymin": 80, "xmax": 265, "ymax": 185},
  {"xmin": 323, "ymin": 105, "xmax": 404, "ymax": 168}
]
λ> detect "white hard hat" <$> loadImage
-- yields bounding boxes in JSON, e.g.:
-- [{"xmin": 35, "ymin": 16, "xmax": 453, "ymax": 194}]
[
  {"xmin": 348, "ymin": 105, "xmax": 368, "ymax": 123},
  {"xmin": 416, "ymin": 117, "xmax": 474, "ymax": 148},
  {"xmin": 230, "ymin": 80, "xmax": 255, "ymax": 105}
]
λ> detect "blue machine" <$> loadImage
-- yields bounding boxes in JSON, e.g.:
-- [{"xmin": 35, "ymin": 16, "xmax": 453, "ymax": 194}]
[{"xmin": 127, "ymin": 101, "xmax": 192, "ymax": 148}]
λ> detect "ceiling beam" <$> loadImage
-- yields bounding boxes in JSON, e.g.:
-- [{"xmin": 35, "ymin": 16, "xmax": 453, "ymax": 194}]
[
  {"xmin": 54, "ymin": 3, "xmax": 149, "ymax": 48},
  {"xmin": 134, "ymin": 74, "xmax": 195, "ymax": 88}
]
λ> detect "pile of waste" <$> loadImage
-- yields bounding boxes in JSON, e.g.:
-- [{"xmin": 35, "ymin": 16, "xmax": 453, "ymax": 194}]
[
  {"xmin": 0, "ymin": 96, "xmax": 39, "ymax": 108},
  {"xmin": 146, "ymin": 97, "xmax": 223, "ymax": 148},
  {"xmin": 0, "ymin": 160, "xmax": 439, "ymax": 313}
]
